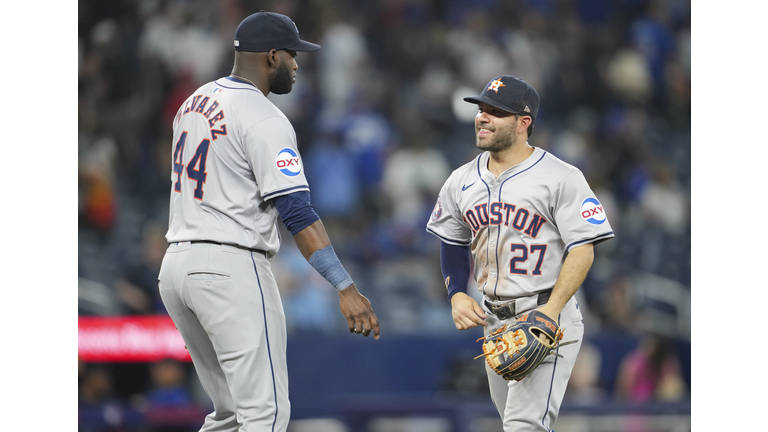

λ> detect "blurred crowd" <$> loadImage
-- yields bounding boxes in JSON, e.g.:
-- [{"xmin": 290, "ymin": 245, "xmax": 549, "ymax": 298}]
[{"xmin": 78, "ymin": 0, "xmax": 691, "ymax": 428}]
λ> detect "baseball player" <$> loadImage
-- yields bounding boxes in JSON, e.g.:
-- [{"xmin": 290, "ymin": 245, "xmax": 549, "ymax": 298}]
[
  {"xmin": 158, "ymin": 11, "xmax": 380, "ymax": 432},
  {"xmin": 426, "ymin": 75, "xmax": 614, "ymax": 431}
]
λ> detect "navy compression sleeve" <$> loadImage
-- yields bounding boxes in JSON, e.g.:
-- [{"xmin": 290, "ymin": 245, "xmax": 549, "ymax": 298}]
[
  {"xmin": 272, "ymin": 191, "xmax": 321, "ymax": 235},
  {"xmin": 441, "ymin": 241, "xmax": 471, "ymax": 301}
]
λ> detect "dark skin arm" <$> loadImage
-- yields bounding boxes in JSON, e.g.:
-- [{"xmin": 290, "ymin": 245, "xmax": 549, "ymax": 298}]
[
  {"xmin": 230, "ymin": 48, "xmax": 379, "ymax": 337},
  {"xmin": 293, "ymin": 220, "xmax": 380, "ymax": 340}
]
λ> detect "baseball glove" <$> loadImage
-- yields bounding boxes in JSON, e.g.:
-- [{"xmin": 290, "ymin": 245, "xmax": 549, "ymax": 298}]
[{"xmin": 475, "ymin": 310, "xmax": 578, "ymax": 381}]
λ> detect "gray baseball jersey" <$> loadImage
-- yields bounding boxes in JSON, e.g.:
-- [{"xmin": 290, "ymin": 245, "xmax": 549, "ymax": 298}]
[
  {"xmin": 427, "ymin": 146, "xmax": 614, "ymax": 300},
  {"xmin": 165, "ymin": 77, "xmax": 310, "ymax": 256},
  {"xmin": 160, "ymin": 76, "xmax": 306, "ymax": 431}
]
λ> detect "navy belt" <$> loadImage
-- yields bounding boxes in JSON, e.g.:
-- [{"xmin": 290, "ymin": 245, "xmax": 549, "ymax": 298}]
[
  {"xmin": 190, "ymin": 240, "xmax": 267, "ymax": 257},
  {"xmin": 484, "ymin": 290, "xmax": 552, "ymax": 320}
]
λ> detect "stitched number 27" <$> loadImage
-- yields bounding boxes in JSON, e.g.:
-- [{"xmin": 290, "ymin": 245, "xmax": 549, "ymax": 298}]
[
  {"xmin": 509, "ymin": 244, "xmax": 547, "ymax": 276},
  {"xmin": 173, "ymin": 131, "xmax": 210, "ymax": 200}
]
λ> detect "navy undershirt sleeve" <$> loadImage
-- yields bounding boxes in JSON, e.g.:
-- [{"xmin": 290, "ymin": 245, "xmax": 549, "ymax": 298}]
[
  {"xmin": 271, "ymin": 191, "xmax": 321, "ymax": 235},
  {"xmin": 441, "ymin": 241, "xmax": 471, "ymax": 301}
]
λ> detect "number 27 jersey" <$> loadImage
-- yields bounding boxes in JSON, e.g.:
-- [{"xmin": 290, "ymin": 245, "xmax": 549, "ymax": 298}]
[{"xmin": 426, "ymin": 147, "xmax": 614, "ymax": 299}]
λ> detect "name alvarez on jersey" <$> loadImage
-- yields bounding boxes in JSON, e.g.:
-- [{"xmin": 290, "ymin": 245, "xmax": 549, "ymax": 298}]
[{"xmin": 174, "ymin": 92, "xmax": 228, "ymax": 141}]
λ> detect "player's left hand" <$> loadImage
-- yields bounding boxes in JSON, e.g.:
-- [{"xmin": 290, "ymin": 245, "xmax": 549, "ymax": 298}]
[
  {"xmin": 338, "ymin": 284, "xmax": 381, "ymax": 340},
  {"xmin": 534, "ymin": 304, "xmax": 560, "ymax": 324},
  {"xmin": 533, "ymin": 304, "xmax": 561, "ymax": 343}
]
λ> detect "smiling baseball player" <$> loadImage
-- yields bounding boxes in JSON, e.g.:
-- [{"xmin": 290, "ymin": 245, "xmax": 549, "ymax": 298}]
[
  {"xmin": 427, "ymin": 75, "xmax": 613, "ymax": 431},
  {"xmin": 158, "ymin": 11, "xmax": 380, "ymax": 432}
]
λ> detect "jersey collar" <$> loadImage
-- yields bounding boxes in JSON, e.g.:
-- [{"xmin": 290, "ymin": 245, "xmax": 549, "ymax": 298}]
[{"xmin": 479, "ymin": 146, "xmax": 545, "ymax": 182}]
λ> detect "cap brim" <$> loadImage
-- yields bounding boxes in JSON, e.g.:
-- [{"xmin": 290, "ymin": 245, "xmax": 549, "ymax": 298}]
[
  {"xmin": 287, "ymin": 39, "xmax": 321, "ymax": 52},
  {"xmin": 463, "ymin": 95, "xmax": 520, "ymax": 116}
]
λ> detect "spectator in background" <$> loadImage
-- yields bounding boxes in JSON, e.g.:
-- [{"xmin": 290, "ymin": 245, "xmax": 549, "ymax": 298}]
[
  {"xmin": 565, "ymin": 341, "xmax": 606, "ymax": 404},
  {"xmin": 638, "ymin": 161, "xmax": 688, "ymax": 236},
  {"xmin": 114, "ymin": 220, "xmax": 169, "ymax": 314},
  {"xmin": 381, "ymin": 132, "xmax": 451, "ymax": 227},
  {"xmin": 137, "ymin": 0, "xmax": 228, "ymax": 87},
  {"xmin": 595, "ymin": 271, "xmax": 638, "ymax": 333},
  {"xmin": 78, "ymin": 127, "xmax": 119, "ymax": 237},
  {"xmin": 142, "ymin": 359, "xmax": 206, "ymax": 432},
  {"xmin": 316, "ymin": 8, "xmax": 370, "ymax": 116},
  {"xmin": 145, "ymin": 359, "xmax": 193, "ymax": 407},
  {"xmin": 303, "ymin": 125, "xmax": 361, "ymax": 220},
  {"xmin": 500, "ymin": 6, "xmax": 558, "ymax": 94},
  {"xmin": 604, "ymin": 44, "xmax": 654, "ymax": 107},
  {"xmin": 341, "ymin": 100, "xmax": 394, "ymax": 205},
  {"xmin": 272, "ymin": 246, "xmax": 341, "ymax": 335},
  {"xmin": 446, "ymin": 7, "xmax": 510, "ymax": 89},
  {"xmin": 79, "ymin": 364, "xmax": 142, "ymax": 432},
  {"xmin": 629, "ymin": 0, "xmax": 677, "ymax": 110},
  {"xmin": 615, "ymin": 332, "xmax": 686, "ymax": 403}
]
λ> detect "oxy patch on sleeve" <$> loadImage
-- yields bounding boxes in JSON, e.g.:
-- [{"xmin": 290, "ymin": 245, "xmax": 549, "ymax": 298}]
[
  {"xmin": 580, "ymin": 197, "xmax": 606, "ymax": 225},
  {"xmin": 275, "ymin": 147, "xmax": 302, "ymax": 177}
]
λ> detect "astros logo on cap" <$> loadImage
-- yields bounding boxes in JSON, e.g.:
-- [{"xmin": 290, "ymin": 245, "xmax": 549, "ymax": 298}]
[
  {"xmin": 275, "ymin": 148, "xmax": 302, "ymax": 177},
  {"xmin": 487, "ymin": 79, "xmax": 506, "ymax": 93},
  {"xmin": 580, "ymin": 197, "xmax": 606, "ymax": 225}
]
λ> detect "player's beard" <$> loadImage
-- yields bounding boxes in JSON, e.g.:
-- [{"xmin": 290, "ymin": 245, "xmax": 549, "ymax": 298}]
[
  {"xmin": 475, "ymin": 118, "xmax": 518, "ymax": 153},
  {"xmin": 270, "ymin": 63, "xmax": 294, "ymax": 95}
]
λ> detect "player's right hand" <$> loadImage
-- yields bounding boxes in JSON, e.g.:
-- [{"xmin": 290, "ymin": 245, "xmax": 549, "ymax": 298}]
[
  {"xmin": 450, "ymin": 292, "xmax": 488, "ymax": 330},
  {"xmin": 338, "ymin": 284, "xmax": 381, "ymax": 340}
]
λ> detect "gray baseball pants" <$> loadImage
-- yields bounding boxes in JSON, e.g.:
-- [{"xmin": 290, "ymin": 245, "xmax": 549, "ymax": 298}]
[
  {"xmin": 159, "ymin": 241, "xmax": 289, "ymax": 432},
  {"xmin": 483, "ymin": 296, "xmax": 584, "ymax": 432}
]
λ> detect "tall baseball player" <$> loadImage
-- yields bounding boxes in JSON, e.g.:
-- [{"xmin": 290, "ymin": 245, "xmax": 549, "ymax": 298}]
[
  {"xmin": 158, "ymin": 11, "xmax": 380, "ymax": 432},
  {"xmin": 427, "ymin": 75, "xmax": 613, "ymax": 431}
]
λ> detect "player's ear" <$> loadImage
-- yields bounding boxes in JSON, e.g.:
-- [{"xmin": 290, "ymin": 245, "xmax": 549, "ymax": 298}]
[
  {"xmin": 267, "ymin": 49, "xmax": 279, "ymax": 68},
  {"xmin": 519, "ymin": 116, "xmax": 533, "ymax": 134}
]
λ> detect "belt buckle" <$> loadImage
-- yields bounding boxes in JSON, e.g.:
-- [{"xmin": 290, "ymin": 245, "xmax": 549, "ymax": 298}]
[{"xmin": 487, "ymin": 299, "xmax": 516, "ymax": 320}]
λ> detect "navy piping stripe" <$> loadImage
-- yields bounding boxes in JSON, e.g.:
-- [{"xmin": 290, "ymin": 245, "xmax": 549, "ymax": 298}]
[
  {"xmin": 263, "ymin": 185, "xmax": 310, "ymax": 200},
  {"xmin": 540, "ymin": 310, "xmax": 561, "ymax": 432},
  {"xmin": 250, "ymin": 254, "xmax": 279, "ymax": 431},
  {"xmin": 223, "ymin": 76, "xmax": 252, "ymax": 85},
  {"xmin": 427, "ymin": 228, "xmax": 471, "ymax": 247},
  {"xmin": 212, "ymin": 79, "xmax": 262, "ymax": 94},
  {"xmin": 490, "ymin": 150, "xmax": 547, "ymax": 296},
  {"xmin": 492, "ymin": 219, "xmax": 502, "ymax": 295},
  {"xmin": 566, "ymin": 232, "xmax": 614, "ymax": 251},
  {"xmin": 476, "ymin": 155, "xmax": 493, "ymax": 295},
  {"xmin": 498, "ymin": 150, "xmax": 547, "ymax": 189}
]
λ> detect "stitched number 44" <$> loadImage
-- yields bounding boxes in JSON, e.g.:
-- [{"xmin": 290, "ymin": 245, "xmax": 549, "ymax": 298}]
[{"xmin": 173, "ymin": 131, "xmax": 210, "ymax": 200}]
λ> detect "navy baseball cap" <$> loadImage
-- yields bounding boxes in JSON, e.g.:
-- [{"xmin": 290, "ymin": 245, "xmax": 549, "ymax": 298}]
[
  {"xmin": 234, "ymin": 11, "xmax": 320, "ymax": 53},
  {"xmin": 464, "ymin": 75, "xmax": 540, "ymax": 122}
]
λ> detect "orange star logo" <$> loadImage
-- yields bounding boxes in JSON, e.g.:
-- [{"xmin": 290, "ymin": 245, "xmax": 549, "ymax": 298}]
[{"xmin": 487, "ymin": 79, "xmax": 506, "ymax": 93}]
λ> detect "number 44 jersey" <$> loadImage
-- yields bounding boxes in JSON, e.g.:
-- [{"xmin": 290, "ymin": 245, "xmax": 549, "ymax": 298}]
[
  {"xmin": 426, "ymin": 147, "xmax": 614, "ymax": 299},
  {"xmin": 165, "ymin": 77, "xmax": 310, "ymax": 257}
]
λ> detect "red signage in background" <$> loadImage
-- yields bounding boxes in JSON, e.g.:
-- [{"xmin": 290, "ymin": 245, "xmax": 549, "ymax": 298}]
[{"xmin": 78, "ymin": 315, "xmax": 192, "ymax": 362}]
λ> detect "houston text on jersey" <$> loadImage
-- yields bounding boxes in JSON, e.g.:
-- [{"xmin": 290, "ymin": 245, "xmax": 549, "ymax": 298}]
[{"xmin": 462, "ymin": 201, "xmax": 548, "ymax": 239}]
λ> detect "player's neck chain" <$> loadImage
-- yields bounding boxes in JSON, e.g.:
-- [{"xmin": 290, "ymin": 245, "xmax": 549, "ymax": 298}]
[{"xmin": 230, "ymin": 74, "xmax": 257, "ymax": 88}]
